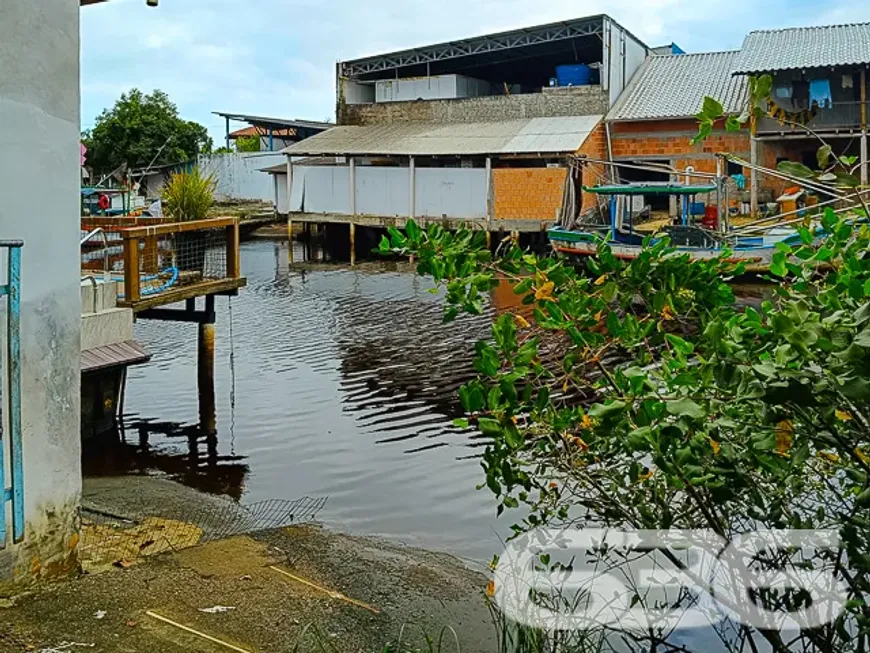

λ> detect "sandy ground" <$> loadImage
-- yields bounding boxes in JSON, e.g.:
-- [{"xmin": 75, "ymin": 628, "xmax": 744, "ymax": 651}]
[{"xmin": 0, "ymin": 477, "xmax": 497, "ymax": 653}]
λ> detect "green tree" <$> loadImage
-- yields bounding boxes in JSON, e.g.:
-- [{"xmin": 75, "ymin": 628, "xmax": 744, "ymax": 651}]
[
  {"xmin": 82, "ymin": 89, "xmax": 213, "ymax": 176},
  {"xmin": 235, "ymin": 135, "xmax": 261, "ymax": 152},
  {"xmin": 379, "ymin": 212, "xmax": 870, "ymax": 652}
]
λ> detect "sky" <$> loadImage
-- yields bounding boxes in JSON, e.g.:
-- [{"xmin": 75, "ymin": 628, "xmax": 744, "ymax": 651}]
[{"xmin": 81, "ymin": 0, "xmax": 870, "ymax": 145}]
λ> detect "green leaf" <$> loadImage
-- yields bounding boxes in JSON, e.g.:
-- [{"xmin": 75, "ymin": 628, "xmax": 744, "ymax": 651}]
[
  {"xmin": 816, "ymin": 144, "xmax": 833, "ymax": 169},
  {"xmin": 665, "ymin": 333, "xmax": 694, "ymax": 355},
  {"xmin": 588, "ymin": 401, "xmax": 628, "ymax": 420},
  {"xmin": 691, "ymin": 121, "xmax": 713, "ymax": 146},
  {"xmin": 378, "ymin": 235, "xmax": 391, "ymax": 252},
  {"xmin": 702, "ymin": 96, "xmax": 725, "ymax": 119},
  {"xmin": 777, "ymin": 161, "xmax": 815, "ymax": 179},
  {"xmin": 405, "ymin": 219, "xmax": 421, "ymax": 242},
  {"xmin": 770, "ymin": 252, "xmax": 787, "ymax": 278},
  {"xmin": 856, "ymin": 488, "xmax": 870, "ymax": 508},
  {"xmin": 666, "ymin": 397, "xmax": 705, "ymax": 419}
]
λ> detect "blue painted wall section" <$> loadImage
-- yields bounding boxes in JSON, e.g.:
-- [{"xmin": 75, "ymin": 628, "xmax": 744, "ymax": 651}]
[{"xmin": 0, "ymin": 241, "xmax": 24, "ymax": 547}]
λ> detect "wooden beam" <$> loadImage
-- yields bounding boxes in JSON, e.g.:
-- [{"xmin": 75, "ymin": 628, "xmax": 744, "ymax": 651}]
[
  {"xmin": 226, "ymin": 222, "xmax": 241, "ymax": 279},
  {"xmin": 122, "ymin": 237, "xmax": 140, "ymax": 304},
  {"xmin": 123, "ymin": 217, "xmax": 239, "ymax": 239},
  {"xmin": 119, "ymin": 278, "xmax": 247, "ymax": 312}
]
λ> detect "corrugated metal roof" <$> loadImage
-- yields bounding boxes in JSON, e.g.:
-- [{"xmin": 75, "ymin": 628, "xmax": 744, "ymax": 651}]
[
  {"xmin": 82, "ymin": 340, "xmax": 150, "ymax": 374},
  {"xmin": 608, "ymin": 51, "xmax": 749, "ymax": 121},
  {"xmin": 732, "ymin": 23, "xmax": 870, "ymax": 74},
  {"xmin": 279, "ymin": 116, "xmax": 602, "ymax": 157}
]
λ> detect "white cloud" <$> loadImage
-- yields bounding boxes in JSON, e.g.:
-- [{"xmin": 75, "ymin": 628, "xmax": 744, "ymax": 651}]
[{"xmin": 81, "ymin": 0, "xmax": 867, "ymax": 143}]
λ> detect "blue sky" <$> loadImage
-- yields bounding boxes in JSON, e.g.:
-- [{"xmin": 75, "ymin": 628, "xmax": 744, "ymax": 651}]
[{"xmin": 81, "ymin": 0, "xmax": 870, "ymax": 145}]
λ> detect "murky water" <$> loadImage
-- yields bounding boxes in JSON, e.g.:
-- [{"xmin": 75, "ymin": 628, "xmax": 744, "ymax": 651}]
[{"xmin": 84, "ymin": 239, "xmax": 512, "ymax": 561}]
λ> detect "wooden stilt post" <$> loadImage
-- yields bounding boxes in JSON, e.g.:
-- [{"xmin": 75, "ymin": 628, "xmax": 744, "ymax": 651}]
[
  {"xmin": 861, "ymin": 69, "xmax": 868, "ymax": 186},
  {"xmin": 486, "ymin": 230, "xmax": 492, "ymax": 250},
  {"xmin": 198, "ymin": 295, "xmax": 216, "ymax": 435},
  {"xmin": 287, "ymin": 218, "xmax": 294, "ymax": 264},
  {"xmin": 750, "ymin": 112, "xmax": 759, "ymax": 218},
  {"xmin": 349, "ymin": 222, "xmax": 356, "ymax": 267}
]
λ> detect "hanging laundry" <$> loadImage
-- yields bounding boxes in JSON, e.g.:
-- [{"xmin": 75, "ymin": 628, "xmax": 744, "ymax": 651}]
[{"xmin": 809, "ymin": 78, "xmax": 833, "ymax": 109}]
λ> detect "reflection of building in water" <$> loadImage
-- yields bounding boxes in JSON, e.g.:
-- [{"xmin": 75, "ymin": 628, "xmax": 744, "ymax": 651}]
[{"xmin": 83, "ymin": 420, "xmax": 249, "ymax": 500}]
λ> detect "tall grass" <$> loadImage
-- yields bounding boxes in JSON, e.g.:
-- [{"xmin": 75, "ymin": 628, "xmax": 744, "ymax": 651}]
[{"xmin": 161, "ymin": 168, "xmax": 216, "ymax": 222}]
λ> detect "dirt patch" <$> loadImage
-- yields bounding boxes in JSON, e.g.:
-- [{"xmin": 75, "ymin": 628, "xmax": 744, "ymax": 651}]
[{"xmin": 0, "ymin": 477, "xmax": 497, "ymax": 652}]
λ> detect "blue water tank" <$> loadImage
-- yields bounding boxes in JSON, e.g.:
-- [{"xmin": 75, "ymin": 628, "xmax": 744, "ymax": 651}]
[{"xmin": 555, "ymin": 64, "xmax": 592, "ymax": 87}]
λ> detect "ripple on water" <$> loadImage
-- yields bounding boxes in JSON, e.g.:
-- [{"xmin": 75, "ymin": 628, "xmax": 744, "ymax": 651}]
[{"xmin": 83, "ymin": 241, "xmax": 504, "ymax": 560}]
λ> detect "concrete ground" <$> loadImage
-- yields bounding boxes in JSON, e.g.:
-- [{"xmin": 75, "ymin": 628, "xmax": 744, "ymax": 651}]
[{"xmin": 0, "ymin": 477, "xmax": 497, "ymax": 653}]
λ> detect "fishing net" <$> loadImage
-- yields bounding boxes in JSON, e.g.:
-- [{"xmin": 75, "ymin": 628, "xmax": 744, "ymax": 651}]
[{"xmin": 79, "ymin": 492, "xmax": 327, "ymax": 574}]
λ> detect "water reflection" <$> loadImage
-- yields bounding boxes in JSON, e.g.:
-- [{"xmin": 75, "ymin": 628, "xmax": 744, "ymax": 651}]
[
  {"xmin": 82, "ymin": 419, "xmax": 250, "ymax": 500},
  {"xmin": 84, "ymin": 240, "xmax": 506, "ymax": 559}
]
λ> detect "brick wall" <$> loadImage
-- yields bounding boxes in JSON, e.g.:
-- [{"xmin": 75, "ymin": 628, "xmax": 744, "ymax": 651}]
[
  {"xmin": 493, "ymin": 168, "xmax": 568, "ymax": 221},
  {"xmin": 577, "ymin": 123, "xmax": 608, "ymax": 211},
  {"xmin": 341, "ymin": 86, "xmax": 609, "ymax": 126},
  {"xmin": 610, "ymin": 120, "xmax": 751, "ymax": 161}
]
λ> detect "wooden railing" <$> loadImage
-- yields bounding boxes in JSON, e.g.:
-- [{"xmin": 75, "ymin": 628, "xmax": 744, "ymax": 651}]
[{"xmin": 81, "ymin": 217, "xmax": 245, "ymax": 311}]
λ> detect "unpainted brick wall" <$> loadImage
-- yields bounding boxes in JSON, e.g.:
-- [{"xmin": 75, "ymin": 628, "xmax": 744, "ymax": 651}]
[
  {"xmin": 341, "ymin": 87, "xmax": 609, "ymax": 126},
  {"xmin": 493, "ymin": 168, "xmax": 568, "ymax": 221},
  {"xmin": 577, "ymin": 123, "xmax": 609, "ymax": 212}
]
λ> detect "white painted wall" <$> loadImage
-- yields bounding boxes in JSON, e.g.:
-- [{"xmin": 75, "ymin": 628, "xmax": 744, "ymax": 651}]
[
  {"xmin": 289, "ymin": 165, "xmax": 487, "ymax": 219},
  {"xmin": 415, "ymin": 168, "xmax": 487, "ymax": 218},
  {"xmin": 272, "ymin": 172, "xmax": 289, "ymax": 214},
  {"xmin": 198, "ymin": 152, "xmax": 285, "ymax": 202},
  {"xmin": 0, "ymin": 0, "xmax": 82, "ymax": 585},
  {"xmin": 356, "ymin": 167, "xmax": 410, "ymax": 216}
]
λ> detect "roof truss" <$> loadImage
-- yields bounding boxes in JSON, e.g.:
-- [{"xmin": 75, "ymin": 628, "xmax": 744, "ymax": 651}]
[{"xmin": 341, "ymin": 17, "xmax": 604, "ymax": 77}]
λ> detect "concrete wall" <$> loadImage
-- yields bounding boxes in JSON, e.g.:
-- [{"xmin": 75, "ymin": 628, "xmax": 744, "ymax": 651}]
[
  {"xmin": 0, "ymin": 0, "xmax": 82, "ymax": 589},
  {"xmin": 198, "ymin": 152, "xmax": 285, "ymax": 202},
  {"xmin": 290, "ymin": 165, "xmax": 488, "ymax": 219},
  {"xmin": 341, "ymin": 86, "xmax": 609, "ymax": 126}
]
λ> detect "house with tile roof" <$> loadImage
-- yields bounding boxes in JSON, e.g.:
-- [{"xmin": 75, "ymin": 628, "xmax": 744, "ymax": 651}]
[
  {"xmin": 732, "ymin": 22, "xmax": 870, "ymax": 214},
  {"xmin": 602, "ymin": 22, "xmax": 870, "ymax": 220},
  {"xmin": 605, "ymin": 51, "xmax": 753, "ymax": 218}
]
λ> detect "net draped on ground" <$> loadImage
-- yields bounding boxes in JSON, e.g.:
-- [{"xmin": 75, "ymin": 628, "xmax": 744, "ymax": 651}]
[{"xmin": 78, "ymin": 494, "xmax": 327, "ymax": 572}]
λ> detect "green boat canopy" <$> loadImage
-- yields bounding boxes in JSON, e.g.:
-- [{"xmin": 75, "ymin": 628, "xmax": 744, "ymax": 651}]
[{"xmin": 584, "ymin": 183, "xmax": 717, "ymax": 196}]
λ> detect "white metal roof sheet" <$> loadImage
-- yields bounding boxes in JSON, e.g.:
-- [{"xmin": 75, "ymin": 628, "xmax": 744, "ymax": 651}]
[
  {"xmin": 279, "ymin": 116, "xmax": 602, "ymax": 157},
  {"xmin": 732, "ymin": 23, "xmax": 870, "ymax": 74}
]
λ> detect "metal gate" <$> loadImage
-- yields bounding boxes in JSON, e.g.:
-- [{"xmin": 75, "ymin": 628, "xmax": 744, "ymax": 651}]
[{"xmin": 0, "ymin": 241, "xmax": 23, "ymax": 546}]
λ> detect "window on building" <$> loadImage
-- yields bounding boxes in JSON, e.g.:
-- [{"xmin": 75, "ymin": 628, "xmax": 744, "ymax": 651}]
[{"xmin": 727, "ymin": 161, "xmax": 743, "ymax": 176}]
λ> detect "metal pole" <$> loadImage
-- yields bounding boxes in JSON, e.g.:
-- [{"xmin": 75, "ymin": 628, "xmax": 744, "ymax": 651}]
[
  {"xmin": 7, "ymin": 245, "xmax": 23, "ymax": 542},
  {"xmin": 225, "ymin": 116, "xmax": 231, "ymax": 151}
]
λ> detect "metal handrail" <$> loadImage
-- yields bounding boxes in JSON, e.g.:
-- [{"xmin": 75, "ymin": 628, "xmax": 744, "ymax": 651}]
[
  {"xmin": 80, "ymin": 227, "xmax": 109, "ymax": 282},
  {"xmin": 81, "ymin": 275, "xmax": 100, "ymax": 314}
]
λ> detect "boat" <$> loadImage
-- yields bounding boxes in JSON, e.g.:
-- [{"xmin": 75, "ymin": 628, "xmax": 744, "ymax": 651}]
[{"xmin": 548, "ymin": 182, "xmax": 809, "ymax": 274}]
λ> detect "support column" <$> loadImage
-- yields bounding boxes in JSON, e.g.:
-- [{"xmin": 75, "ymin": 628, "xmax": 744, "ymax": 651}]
[
  {"xmin": 198, "ymin": 295, "xmax": 216, "ymax": 435},
  {"xmin": 349, "ymin": 157, "xmax": 357, "ymax": 216},
  {"xmin": 861, "ymin": 70, "xmax": 868, "ymax": 186},
  {"xmin": 225, "ymin": 116, "xmax": 231, "ymax": 151},
  {"xmin": 750, "ymin": 114, "xmax": 759, "ymax": 217},
  {"xmin": 349, "ymin": 222, "xmax": 356, "ymax": 267},
  {"xmin": 485, "ymin": 156, "xmax": 493, "ymax": 235},
  {"xmin": 409, "ymin": 156, "xmax": 416, "ymax": 220},
  {"xmin": 272, "ymin": 173, "xmax": 279, "ymax": 214}
]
